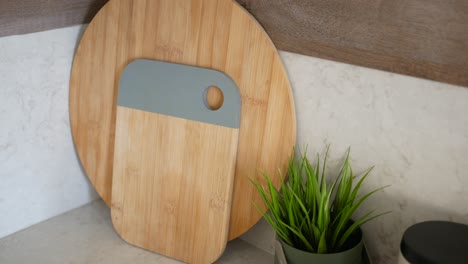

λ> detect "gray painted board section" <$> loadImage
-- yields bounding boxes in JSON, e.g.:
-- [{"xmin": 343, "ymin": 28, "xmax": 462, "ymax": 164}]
[{"xmin": 118, "ymin": 59, "xmax": 241, "ymax": 128}]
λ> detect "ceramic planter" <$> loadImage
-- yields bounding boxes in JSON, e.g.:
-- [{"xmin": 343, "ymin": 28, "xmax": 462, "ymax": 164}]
[{"xmin": 275, "ymin": 230, "xmax": 364, "ymax": 264}]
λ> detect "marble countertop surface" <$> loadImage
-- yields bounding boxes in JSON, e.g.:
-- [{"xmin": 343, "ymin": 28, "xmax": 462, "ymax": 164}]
[{"xmin": 0, "ymin": 200, "xmax": 273, "ymax": 264}]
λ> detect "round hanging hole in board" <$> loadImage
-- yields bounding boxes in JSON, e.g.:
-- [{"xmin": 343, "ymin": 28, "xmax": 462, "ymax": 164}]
[{"xmin": 204, "ymin": 86, "xmax": 224, "ymax": 111}]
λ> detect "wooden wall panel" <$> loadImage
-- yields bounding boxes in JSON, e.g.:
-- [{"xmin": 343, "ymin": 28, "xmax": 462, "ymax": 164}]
[
  {"xmin": 0, "ymin": 0, "xmax": 107, "ymax": 37},
  {"xmin": 240, "ymin": 0, "xmax": 468, "ymax": 87},
  {"xmin": 0, "ymin": 0, "xmax": 466, "ymax": 84}
]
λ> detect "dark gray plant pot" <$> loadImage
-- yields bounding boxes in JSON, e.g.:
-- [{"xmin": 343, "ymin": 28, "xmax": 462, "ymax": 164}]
[{"xmin": 275, "ymin": 237, "xmax": 363, "ymax": 264}]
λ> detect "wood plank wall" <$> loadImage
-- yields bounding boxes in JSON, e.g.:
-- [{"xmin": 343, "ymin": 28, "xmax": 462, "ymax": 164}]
[
  {"xmin": 0, "ymin": 0, "xmax": 107, "ymax": 37},
  {"xmin": 1, "ymin": 0, "xmax": 467, "ymax": 87}
]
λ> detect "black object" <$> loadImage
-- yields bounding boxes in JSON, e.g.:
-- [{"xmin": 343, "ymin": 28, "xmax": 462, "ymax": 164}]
[{"xmin": 400, "ymin": 221, "xmax": 468, "ymax": 264}]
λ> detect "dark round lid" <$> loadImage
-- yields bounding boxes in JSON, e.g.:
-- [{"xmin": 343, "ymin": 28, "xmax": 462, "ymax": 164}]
[{"xmin": 401, "ymin": 221, "xmax": 468, "ymax": 264}]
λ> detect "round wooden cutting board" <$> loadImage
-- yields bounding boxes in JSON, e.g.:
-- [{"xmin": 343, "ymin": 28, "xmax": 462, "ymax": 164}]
[{"xmin": 70, "ymin": 0, "xmax": 296, "ymax": 240}]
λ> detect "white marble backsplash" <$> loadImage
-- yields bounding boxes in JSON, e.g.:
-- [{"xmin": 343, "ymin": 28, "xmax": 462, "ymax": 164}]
[
  {"xmin": 0, "ymin": 26, "xmax": 98, "ymax": 238},
  {"xmin": 242, "ymin": 51, "xmax": 468, "ymax": 263},
  {"xmin": 1, "ymin": 25, "xmax": 467, "ymax": 263}
]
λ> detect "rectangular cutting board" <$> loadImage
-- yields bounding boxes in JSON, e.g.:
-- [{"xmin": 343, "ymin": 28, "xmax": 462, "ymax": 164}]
[{"xmin": 111, "ymin": 60, "xmax": 241, "ymax": 263}]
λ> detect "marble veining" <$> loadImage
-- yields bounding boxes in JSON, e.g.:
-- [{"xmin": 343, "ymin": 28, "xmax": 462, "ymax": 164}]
[
  {"xmin": 0, "ymin": 25, "xmax": 98, "ymax": 238},
  {"xmin": 1, "ymin": 25, "xmax": 468, "ymax": 264},
  {"xmin": 242, "ymin": 51, "xmax": 468, "ymax": 263}
]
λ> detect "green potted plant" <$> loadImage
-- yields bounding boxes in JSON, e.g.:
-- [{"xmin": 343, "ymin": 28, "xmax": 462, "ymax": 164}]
[{"xmin": 251, "ymin": 148, "xmax": 388, "ymax": 264}]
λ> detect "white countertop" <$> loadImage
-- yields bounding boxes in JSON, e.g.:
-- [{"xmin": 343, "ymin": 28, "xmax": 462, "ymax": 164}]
[{"xmin": 0, "ymin": 200, "xmax": 273, "ymax": 264}]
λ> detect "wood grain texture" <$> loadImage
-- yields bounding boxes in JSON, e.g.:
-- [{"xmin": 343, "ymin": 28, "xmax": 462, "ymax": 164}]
[
  {"xmin": 112, "ymin": 107, "xmax": 238, "ymax": 263},
  {"xmin": 241, "ymin": 0, "xmax": 468, "ymax": 87},
  {"xmin": 4, "ymin": 0, "xmax": 467, "ymax": 87},
  {"xmin": 69, "ymin": 0, "xmax": 296, "ymax": 240},
  {"xmin": 0, "ymin": 0, "xmax": 107, "ymax": 37}
]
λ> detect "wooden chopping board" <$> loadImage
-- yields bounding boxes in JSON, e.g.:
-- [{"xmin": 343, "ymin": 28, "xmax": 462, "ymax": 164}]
[
  {"xmin": 111, "ymin": 60, "xmax": 240, "ymax": 263},
  {"xmin": 69, "ymin": 0, "xmax": 296, "ymax": 239}
]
